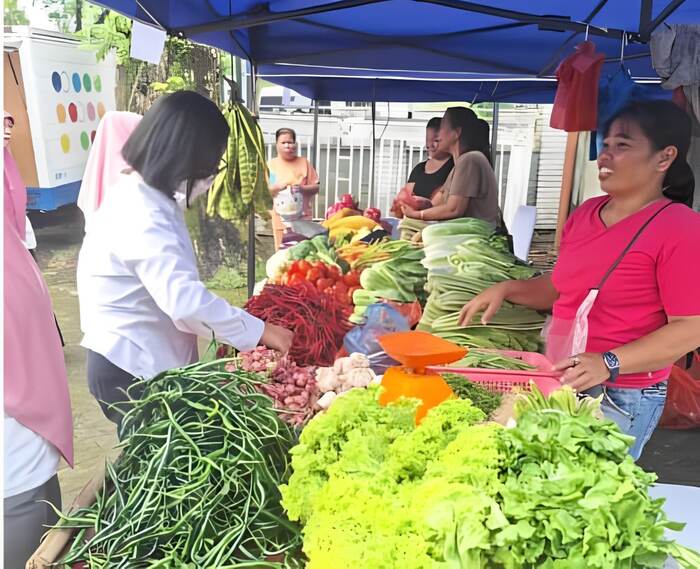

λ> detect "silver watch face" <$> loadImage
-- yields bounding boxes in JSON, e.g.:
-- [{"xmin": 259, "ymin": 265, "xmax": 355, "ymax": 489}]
[{"xmin": 604, "ymin": 352, "xmax": 620, "ymax": 370}]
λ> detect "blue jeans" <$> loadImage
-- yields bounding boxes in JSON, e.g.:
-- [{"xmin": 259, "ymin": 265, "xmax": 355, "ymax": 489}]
[{"xmin": 583, "ymin": 381, "xmax": 668, "ymax": 461}]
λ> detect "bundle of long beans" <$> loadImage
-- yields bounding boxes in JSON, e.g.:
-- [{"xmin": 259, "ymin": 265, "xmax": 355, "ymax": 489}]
[{"xmin": 56, "ymin": 361, "xmax": 302, "ymax": 568}]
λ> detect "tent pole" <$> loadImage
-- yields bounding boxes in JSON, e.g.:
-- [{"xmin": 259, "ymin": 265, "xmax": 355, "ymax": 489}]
[
  {"xmin": 247, "ymin": 62, "xmax": 258, "ymax": 298},
  {"xmin": 370, "ymin": 99, "xmax": 376, "ymax": 208},
  {"xmin": 554, "ymin": 132, "xmax": 579, "ymax": 250},
  {"xmin": 490, "ymin": 101, "xmax": 499, "ymax": 167},
  {"xmin": 312, "ymin": 99, "xmax": 319, "ymax": 168}
]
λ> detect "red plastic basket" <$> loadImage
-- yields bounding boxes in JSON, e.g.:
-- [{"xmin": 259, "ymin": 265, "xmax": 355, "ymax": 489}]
[{"xmin": 429, "ymin": 350, "xmax": 563, "ymax": 396}]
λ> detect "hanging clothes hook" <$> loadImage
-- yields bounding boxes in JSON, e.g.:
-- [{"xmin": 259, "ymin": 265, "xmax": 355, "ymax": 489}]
[{"xmin": 620, "ymin": 31, "xmax": 627, "ymax": 63}]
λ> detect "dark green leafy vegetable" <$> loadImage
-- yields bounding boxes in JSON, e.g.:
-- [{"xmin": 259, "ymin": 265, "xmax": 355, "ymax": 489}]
[
  {"xmin": 55, "ymin": 361, "xmax": 302, "ymax": 568},
  {"xmin": 448, "ymin": 349, "xmax": 537, "ymax": 371},
  {"xmin": 441, "ymin": 373, "xmax": 503, "ymax": 416}
]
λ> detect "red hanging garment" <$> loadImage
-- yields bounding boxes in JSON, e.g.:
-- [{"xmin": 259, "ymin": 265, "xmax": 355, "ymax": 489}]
[{"xmin": 550, "ymin": 40, "xmax": 605, "ymax": 132}]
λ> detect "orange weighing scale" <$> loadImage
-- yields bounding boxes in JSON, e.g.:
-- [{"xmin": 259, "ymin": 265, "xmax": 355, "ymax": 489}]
[{"xmin": 377, "ymin": 331, "xmax": 467, "ymax": 423}]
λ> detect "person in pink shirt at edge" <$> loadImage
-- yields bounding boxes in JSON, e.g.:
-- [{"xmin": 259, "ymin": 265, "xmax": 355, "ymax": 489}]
[
  {"xmin": 460, "ymin": 100, "xmax": 700, "ymax": 461},
  {"xmin": 268, "ymin": 127, "xmax": 320, "ymax": 250},
  {"xmin": 4, "ymin": 143, "xmax": 74, "ymax": 565},
  {"xmin": 77, "ymin": 110, "xmax": 142, "ymax": 232}
]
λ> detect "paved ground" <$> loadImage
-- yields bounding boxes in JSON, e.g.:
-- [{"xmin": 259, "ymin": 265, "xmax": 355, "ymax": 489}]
[{"xmin": 31, "ymin": 206, "xmax": 699, "ymax": 509}]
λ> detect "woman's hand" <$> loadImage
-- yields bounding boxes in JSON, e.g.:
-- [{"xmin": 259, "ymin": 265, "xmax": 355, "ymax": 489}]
[
  {"xmin": 402, "ymin": 204, "xmax": 420, "ymax": 219},
  {"xmin": 260, "ymin": 322, "xmax": 293, "ymax": 355},
  {"xmin": 553, "ymin": 353, "xmax": 610, "ymax": 392},
  {"xmin": 458, "ymin": 282, "xmax": 509, "ymax": 326},
  {"xmin": 269, "ymin": 182, "xmax": 287, "ymax": 197}
]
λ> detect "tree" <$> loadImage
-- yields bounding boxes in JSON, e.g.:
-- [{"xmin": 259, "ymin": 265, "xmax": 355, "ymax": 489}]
[
  {"xmin": 4, "ymin": 0, "xmax": 29, "ymax": 25},
  {"xmin": 36, "ymin": 0, "xmax": 103, "ymax": 33}
]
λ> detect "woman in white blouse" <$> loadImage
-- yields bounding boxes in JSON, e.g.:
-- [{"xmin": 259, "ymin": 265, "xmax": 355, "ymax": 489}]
[{"xmin": 77, "ymin": 91, "xmax": 292, "ymax": 429}]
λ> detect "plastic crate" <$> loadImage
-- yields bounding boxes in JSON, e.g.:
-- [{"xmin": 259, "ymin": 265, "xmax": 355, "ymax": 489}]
[{"xmin": 429, "ymin": 350, "xmax": 562, "ymax": 396}]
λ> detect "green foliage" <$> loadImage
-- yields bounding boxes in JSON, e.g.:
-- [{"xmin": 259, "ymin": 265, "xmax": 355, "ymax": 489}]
[
  {"xmin": 4, "ymin": 0, "xmax": 29, "ymax": 25},
  {"xmin": 76, "ymin": 10, "xmax": 132, "ymax": 63},
  {"xmin": 205, "ymin": 266, "xmax": 246, "ymax": 290},
  {"xmin": 151, "ymin": 76, "xmax": 187, "ymax": 93}
]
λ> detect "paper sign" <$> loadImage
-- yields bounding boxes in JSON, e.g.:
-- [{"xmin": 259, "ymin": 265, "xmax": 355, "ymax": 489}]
[{"xmin": 130, "ymin": 20, "xmax": 167, "ymax": 65}]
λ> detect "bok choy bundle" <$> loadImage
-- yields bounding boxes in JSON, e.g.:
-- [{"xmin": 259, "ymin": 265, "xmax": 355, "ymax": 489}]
[{"xmin": 417, "ymin": 218, "xmax": 545, "ymax": 351}]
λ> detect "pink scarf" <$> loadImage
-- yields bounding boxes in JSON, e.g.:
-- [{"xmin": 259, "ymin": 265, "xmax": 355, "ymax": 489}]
[
  {"xmin": 4, "ymin": 173, "xmax": 74, "ymax": 466},
  {"xmin": 78, "ymin": 111, "xmax": 141, "ymax": 228},
  {"xmin": 4, "ymin": 147, "xmax": 26, "ymax": 237}
]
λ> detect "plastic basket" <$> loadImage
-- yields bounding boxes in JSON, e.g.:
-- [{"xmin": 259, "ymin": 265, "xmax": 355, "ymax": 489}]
[{"xmin": 429, "ymin": 350, "xmax": 562, "ymax": 396}]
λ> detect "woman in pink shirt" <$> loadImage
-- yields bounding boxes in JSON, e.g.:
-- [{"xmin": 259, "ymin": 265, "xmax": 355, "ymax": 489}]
[{"xmin": 460, "ymin": 101, "xmax": 700, "ymax": 460}]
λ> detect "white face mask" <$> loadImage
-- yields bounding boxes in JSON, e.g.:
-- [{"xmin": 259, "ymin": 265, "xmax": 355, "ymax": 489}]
[{"xmin": 175, "ymin": 176, "xmax": 215, "ymax": 209}]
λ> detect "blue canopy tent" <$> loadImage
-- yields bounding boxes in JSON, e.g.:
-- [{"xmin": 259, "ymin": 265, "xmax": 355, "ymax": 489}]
[
  {"xmin": 95, "ymin": 0, "xmax": 700, "ymax": 291},
  {"xmin": 97, "ymin": 0, "xmax": 699, "ymax": 93}
]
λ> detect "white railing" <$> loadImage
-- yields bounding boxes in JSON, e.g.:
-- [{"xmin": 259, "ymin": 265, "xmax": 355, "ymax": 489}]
[{"xmin": 261, "ymin": 113, "xmax": 537, "ymax": 220}]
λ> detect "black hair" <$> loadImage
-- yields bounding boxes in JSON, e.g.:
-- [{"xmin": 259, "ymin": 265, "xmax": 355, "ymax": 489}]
[
  {"xmin": 476, "ymin": 118, "xmax": 492, "ymax": 165},
  {"xmin": 426, "ymin": 116, "xmax": 442, "ymax": 131},
  {"xmin": 443, "ymin": 106, "xmax": 483, "ymax": 154},
  {"xmin": 121, "ymin": 91, "xmax": 229, "ymax": 205},
  {"xmin": 605, "ymin": 100, "xmax": 694, "ymax": 207},
  {"xmin": 276, "ymin": 127, "xmax": 297, "ymax": 141}
]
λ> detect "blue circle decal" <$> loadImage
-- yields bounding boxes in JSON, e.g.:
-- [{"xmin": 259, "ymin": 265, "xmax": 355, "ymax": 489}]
[
  {"xmin": 72, "ymin": 72, "xmax": 82, "ymax": 92},
  {"xmin": 51, "ymin": 71, "xmax": 62, "ymax": 92}
]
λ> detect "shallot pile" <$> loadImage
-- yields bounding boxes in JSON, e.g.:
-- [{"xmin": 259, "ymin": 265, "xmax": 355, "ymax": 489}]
[{"xmin": 232, "ymin": 347, "xmax": 318, "ymax": 426}]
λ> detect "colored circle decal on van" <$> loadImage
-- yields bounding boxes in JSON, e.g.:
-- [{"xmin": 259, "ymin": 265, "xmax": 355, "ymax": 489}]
[
  {"xmin": 87, "ymin": 102, "xmax": 96, "ymax": 121},
  {"xmin": 94, "ymin": 75, "xmax": 102, "ymax": 92},
  {"xmin": 61, "ymin": 72, "xmax": 70, "ymax": 92},
  {"xmin": 68, "ymin": 103, "xmax": 78, "ymax": 123},
  {"xmin": 83, "ymin": 73, "xmax": 92, "ymax": 92},
  {"xmin": 51, "ymin": 72, "xmax": 62, "ymax": 92},
  {"xmin": 56, "ymin": 104, "xmax": 67, "ymax": 123},
  {"xmin": 91, "ymin": 130, "xmax": 96, "ymax": 143},
  {"xmin": 60, "ymin": 134, "xmax": 70, "ymax": 153},
  {"xmin": 72, "ymin": 72, "xmax": 81, "ymax": 92},
  {"xmin": 97, "ymin": 102, "xmax": 106, "ymax": 118},
  {"xmin": 80, "ymin": 131, "xmax": 90, "ymax": 150}
]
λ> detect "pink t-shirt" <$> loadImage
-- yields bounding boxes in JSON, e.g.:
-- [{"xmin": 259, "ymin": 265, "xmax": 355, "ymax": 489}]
[{"xmin": 551, "ymin": 196, "xmax": 700, "ymax": 389}]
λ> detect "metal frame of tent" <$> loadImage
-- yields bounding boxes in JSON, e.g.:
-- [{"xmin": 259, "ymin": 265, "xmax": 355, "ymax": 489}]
[{"xmin": 98, "ymin": 0, "xmax": 693, "ymax": 293}]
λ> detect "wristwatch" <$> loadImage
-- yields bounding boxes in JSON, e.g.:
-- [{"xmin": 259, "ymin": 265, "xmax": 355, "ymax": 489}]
[{"xmin": 602, "ymin": 352, "xmax": 620, "ymax": 383}]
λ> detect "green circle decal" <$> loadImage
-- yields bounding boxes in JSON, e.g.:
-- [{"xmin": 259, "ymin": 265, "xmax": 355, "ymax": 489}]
[
  {"xmin": 94, "ymin": 75, "xmax": 102, "ymax": 92},
  {"xmin": 80, "ymin": 131, "xmax": 90, "ymax": 150},
  {"xmin": 83, "ymin": 73, "xmax": 92, "ymax": 92}
]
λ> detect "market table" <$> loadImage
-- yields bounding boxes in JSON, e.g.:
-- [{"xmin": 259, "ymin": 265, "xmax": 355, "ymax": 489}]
[{"xmin": 653, "ymin": 483, "xmax": 700, "ymax": 569}]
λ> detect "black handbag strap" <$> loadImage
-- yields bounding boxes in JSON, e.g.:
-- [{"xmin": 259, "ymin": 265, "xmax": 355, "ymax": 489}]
[{"xmin": 596, "ymin": 201, "xmax": 674, "ymax": 290}]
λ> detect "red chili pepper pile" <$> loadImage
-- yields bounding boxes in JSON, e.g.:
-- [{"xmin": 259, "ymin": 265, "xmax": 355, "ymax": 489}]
[
  {"xmin": 280, "ymin": 259, "xmax": 362, "ymax": 306},
  {"xmin": 244, "ymin": 283, "xmax": 351, "ymax": 367}
]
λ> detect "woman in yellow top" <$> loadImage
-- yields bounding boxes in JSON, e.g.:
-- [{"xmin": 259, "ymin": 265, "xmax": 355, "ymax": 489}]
[{"xmin": 268, "ymin": 128, "xmax": 320, "ymax": 249}]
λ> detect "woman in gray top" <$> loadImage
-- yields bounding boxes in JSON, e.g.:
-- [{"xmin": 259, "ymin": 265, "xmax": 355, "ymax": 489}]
[{"xmin": 402, "ymin": 107, "xmax": 502, "ymax": 226}]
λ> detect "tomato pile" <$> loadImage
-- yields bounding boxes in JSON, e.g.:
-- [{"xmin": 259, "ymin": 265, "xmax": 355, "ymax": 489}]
[{"xmin": 280, "ymin": 260, "xmax": 362, "ymax": 306}]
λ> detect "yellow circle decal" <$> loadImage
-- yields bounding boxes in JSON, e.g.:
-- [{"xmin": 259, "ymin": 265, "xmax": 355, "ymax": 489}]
[{"xmin": 60, "ymin": 134, "xmax": 70, "ymax": 153}]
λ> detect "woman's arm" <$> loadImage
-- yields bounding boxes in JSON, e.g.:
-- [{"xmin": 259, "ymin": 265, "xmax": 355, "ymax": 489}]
[
  {"xmin": 403, "ymin": 195, "xmax": 468, "ymax": 221},
  {"xmin": 269, "ymin": 181, "xmax": 286, "ymax": 197},
  {"xmin": 615, "ymin": 316, "xmax": 700, "ymax": 373},
  {"xmin": 299, "ymin": 183, "xmax": 320, "ymax": 196},
  {"xmin": 430, "ymin": 187, "xmax": 445, "ymax": 207},
  {"xmin": 459, "ymin": 274, "xmax": 558, "ymax": 326},
  {"xmin": 556, "ymin": 316, "xmax": 700, "ymax": 391}
]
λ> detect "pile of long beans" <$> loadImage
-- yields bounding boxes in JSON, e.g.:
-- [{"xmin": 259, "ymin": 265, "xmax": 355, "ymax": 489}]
[{"xmin": 56, "ymin": 360, "xmax": 303, "ymax": 568}]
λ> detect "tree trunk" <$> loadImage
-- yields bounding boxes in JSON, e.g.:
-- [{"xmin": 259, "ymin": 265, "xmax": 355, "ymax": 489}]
[{"xmin": 75, "ymin": 0, "xmax": 83, "ymax": 32}]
